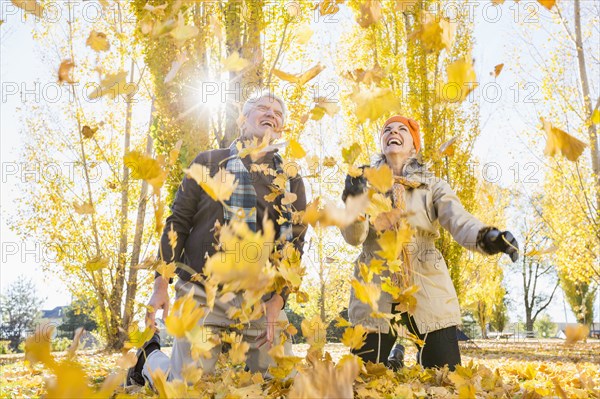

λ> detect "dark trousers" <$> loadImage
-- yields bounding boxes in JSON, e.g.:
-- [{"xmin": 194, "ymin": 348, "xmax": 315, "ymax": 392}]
[{"xmin": 351, "ymin": 313, "xmax": 462, "ymax": 371}]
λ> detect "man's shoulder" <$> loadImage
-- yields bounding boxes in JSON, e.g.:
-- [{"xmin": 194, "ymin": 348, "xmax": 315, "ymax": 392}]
[{"xmin": 192, "ymin": 148, "xmax": 231, "ymax": 168}]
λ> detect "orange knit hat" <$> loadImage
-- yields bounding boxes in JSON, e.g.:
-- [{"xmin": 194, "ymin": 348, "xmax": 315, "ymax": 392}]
[{"xmin": 380, "ymin": 115, "xmax": 421, "ymax": 153}]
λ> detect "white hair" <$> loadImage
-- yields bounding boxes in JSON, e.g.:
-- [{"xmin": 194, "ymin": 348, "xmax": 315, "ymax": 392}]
[{"xmin": 242, "ymin": 90, "xmax": 287, "ymax": 124}]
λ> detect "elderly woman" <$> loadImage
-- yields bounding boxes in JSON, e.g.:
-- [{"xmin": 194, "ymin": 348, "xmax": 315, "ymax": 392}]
[{"xmin": 340, "ymin": 115, "xmax": 519, "ymax": 371}]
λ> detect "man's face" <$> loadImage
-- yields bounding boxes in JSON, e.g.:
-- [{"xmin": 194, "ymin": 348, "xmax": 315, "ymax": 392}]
[{"xmin": 241, "ymin": 97, "xmax": 284, "ymax": 141}]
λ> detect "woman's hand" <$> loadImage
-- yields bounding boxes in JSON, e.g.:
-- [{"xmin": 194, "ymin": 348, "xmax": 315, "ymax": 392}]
[
  {"xmin": 482, "ymin": 228, "xmax": 519, "ymax": 262},
  {"xmin": 342, "ymin": 171, "xmax": 368, "ymax": 202}
]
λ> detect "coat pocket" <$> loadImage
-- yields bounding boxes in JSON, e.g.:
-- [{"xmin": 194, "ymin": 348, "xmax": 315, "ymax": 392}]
[{"xmin": 417, "ymin": 249, "xmax": 451, "ymax": 298}]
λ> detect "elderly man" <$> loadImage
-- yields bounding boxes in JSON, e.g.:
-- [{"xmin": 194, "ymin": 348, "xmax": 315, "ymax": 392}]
[{"xmin": 127, "ymin": 91, "xmax": 307, "ymax": 386}]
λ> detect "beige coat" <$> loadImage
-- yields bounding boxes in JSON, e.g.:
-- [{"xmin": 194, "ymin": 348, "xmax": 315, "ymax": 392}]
[{"xmin": 340, "ymin": 159, "xmax": 489, "ymax": 334}]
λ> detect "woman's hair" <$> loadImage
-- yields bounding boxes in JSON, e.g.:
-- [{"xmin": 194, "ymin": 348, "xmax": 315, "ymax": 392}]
[{"xmin": 242, "ymin": 90, "xmax": 287, "ymax": 124}]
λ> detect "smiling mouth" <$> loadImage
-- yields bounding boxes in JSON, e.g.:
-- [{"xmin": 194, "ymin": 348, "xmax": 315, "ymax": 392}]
[
  {"xmin": 260, "ymin": 120, "xmax": 276, "ymax": 129},
  {"xmin": 387, "ymin": 137, "xmax": 403, "ymax": 146}
]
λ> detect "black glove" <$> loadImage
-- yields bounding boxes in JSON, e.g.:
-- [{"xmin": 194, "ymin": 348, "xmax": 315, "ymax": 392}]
[
  {"xmin": 479, "ymin": 227, "xmax": 519, "ymax": 262},
  {"xmin": 342, "ymin": 171, "xmax": 368, "ymax": 202}
]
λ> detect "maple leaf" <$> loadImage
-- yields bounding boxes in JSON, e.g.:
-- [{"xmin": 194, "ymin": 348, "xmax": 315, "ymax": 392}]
[
  {"xmin": 88, "ymin": 71, "xmax": 133, "ymax": 100},
  {"xmin": 442, "ymin": 56, "xmax": 478, "ymax": 103},
  {"xmin": 491, "ymin": 63, "xmax": 504, "ymax": 78},
  {"xmin": 86, "ymin": 31, "xmax": 110, "ymax": 52},
  {"xmin": 288, "ymin": 139, "xmax": 306, "ymax": 159},
  {"xmin": 342, "ymin": 142, "xmax": 362, "ymax": 165},
  {"xmin": 184, "ymin": 164, "xmax": 238, "ymax": 203},
  {"xmin": 356, "ymin": 0, "xmax": 382, "ymax": 28},
  {"xmin": 364, "ymin": 164, "xmax": 393, "ymax": 193},
  {"xmin": 73, "ymin": 201, "xmax": 94, "ymax": 215},
  {"xmin": 439, "ymin": 136, "xmax": 458, "ymax": 156},
  {"xmin": 351, "ymin": 279, "xmax": 381, "ymax": 312},
  {"xmin": 81, "ymin": 125, "xmax": 98, "ymax": 139},
  {"xmin": 538, "ymin": 0, "xmax": 556, "ymax": 11},
  {"xmin": 350, "ymin": 85, "xmax": 401, "ymax": 123},
  {"xmin": 222, "ymin": 51, "xmax": 250, "ymax": 72},
  {"xmin": 85, "ymin": 255, "xmax": 109, "ymax": 272},
  {"xmin": 341, "ymin": 325, "xmax": 368, "ymax": 350},
  {"xmin": 410, "ymin": 16, "xmax": 456, "ymax": 53},
  {"xmin": 294, "ymin": 23, "xmax": 313, "ymax": 45},
  {"xmin": 124, "ymin": 324, "xmax": 155, "ymax": 350},
  {"xmin": 273, "ymin": 63, "xmax": 325, "ymax": 86},
  {"xmin": 165, "ymin": 290, "xmax": 205, "ymax": 338}
]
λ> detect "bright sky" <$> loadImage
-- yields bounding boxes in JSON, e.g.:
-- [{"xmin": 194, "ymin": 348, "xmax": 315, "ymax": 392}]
[{"xmin": 1, "ymin": 1, "xmax": 597, "ymax": 325}]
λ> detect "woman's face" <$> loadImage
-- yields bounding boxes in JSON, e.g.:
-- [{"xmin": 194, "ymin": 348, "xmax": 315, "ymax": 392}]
[{"xmin": 380, "ymin": 121, "xmax": 414, "ymax": 159}]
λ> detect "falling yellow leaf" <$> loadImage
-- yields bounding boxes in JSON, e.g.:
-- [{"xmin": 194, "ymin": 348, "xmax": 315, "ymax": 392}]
[
  {"xmin": 85, "ymin": 255, "xmax": 109, "ymax": 272},
  {"xmin": 295, "ymin": 23, "xmax": 313, "ymax": 45},
  {"xmin": 491, "ymin": 63, "xmax": 504, "ymax": 78},
  {"xmin": 222, "ymin": 51, "xmax": 250, "ymax": 72},
  {"xmin": 168, "ymin": 223, "xmax": 178, "ymax": 254},
  {"xmin": 538, "ymin": 0, "xmax": 556, "ymax": 11},
  {"xmin": 11, "ymin": 0, "xmax": 44, "ymax": 18},
  {"xmin": 372, "ymin": 208, "xmax": 403, "ymax": 231},
  {"xmin": 88, "ymin": 71, "xmax": 133, "ymax": 100},
  {"xmin": 364, "ymin": 164, "xmax": 393, "ymax": 193},
  {"xmin": 81, "ymin": 125, "xmax": 98, "ymax": 139},
  {"xmin": 143, "ymin": 2, "xmax": 168, "ymax": 15},
  {"xmin": 156, "ymin": 261, "xmax": 177, "ymax": 280},
  {"xmin": 439, "ymin": 136, "xmax": 458, "ymax": 156},
  {"xmin": 351, "ymin": 279, "xmax": 381, "ymax": 312},
  {"xmin": 564, "ymin": 324, "xmax": 589, "ymax": 345},
  {"xmin": 349, "ymin": 85, "xmax": 401, "ymax": 123},
  {"xmin": 591, "ymin": 109, "xmax": 600, "ymax": 125},
  {"xmin": 166, "ymin": 290, "xmax": 205, "ymax": 338},
  {"xmin": 317, "ymin": 0, "xmax": 343, "ymax": 16},
  {"xmin": 288, "ymin": 139, "xmax": 306, "ymax": 159},
  {"xmin": 221, "ymin": 331, "xmax": 250, "ymax": 365},
  {"xmin": 184, "ymin": 164, "xmax": 238, "ymax": 203},
  {"xmin": 525, "ymin": 243, "xmax": 558, "ymax": 257},
  {"xmin": 73, "ymin": 201, "xmax": 94, "ymax": 215},
  {"xmin": 24, "ymin": 325, "xmax": 55, "ymax": 366},
  {"xmin": 124, "ymin": 325, "xmax": 155, "ymax": 350},
  {"xmin": 281, "ymin": 191, "xmax": 298, "ymax": 206},
  {"xmin": 301, "ymin": 193, "xmax": 370, "ymax": 228},
  {"xmin": 273, "ymin": 63, "xmax": 325, "ymax": 86},
  {"xmin": 541, "ymin": 118, "xmax": 587, "ymax": 162},
  {"xmin": 86, "ymin": 30, "xmax": 110, "ymax": 52},
  {"xmin": 376, "ymin": 226, "xmax": 413, "ymax": 262},
  {"xmin": 335, "ymin": 316, "xmax": 352, "ymax": 328},
  {"xmin": 356, "ymin": 0, "xmax": 382, "ymax": 28},
  {"xmin": 66, "ymin": 327, "xmax": 84, "ymax": 360},
  {"xmin": 323, "ymin": 156, "xmax": 336, "ymax": 167},
  {"xmin": 170, "ymin": 12, "xmax": 199, "ymax": 43},
  {"xmin": 342, "ymin": 142, "xmax": 362, "ymax": 165},
  {"xmin": 301, "ymin": 315, "xmax": 327, "ymax": 351},
  {"xmin": 492, "ymin": 0, "xmax": 505, "ymax": 4},
  {"xmin": 341, "ymin": 325, "xmax": 368, "ymax": 350},
  {"xmin": 124, "ymin": 151, "xmax": 164, "ymax": 189},
  {"xmin": 342, "ymin": 65, "xmax": 385, "ymax": 85},
  {"xmin": 58, "ymin": 60, "xmax": 75, "ymax": 84},
  {"xmin": 411, "ymin": 16, "xmax": 456, "ymax": 53},
  {"xmin": 442, "ymin": 56, "xmax": 478, "ymax": 103},
  {"xmin": 395, "ymin": 0, "xmax": 418, "ymax": 11}
]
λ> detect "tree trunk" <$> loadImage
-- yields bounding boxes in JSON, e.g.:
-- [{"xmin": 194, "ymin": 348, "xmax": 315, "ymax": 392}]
[
  {"xmin": 222, "ymin": 1, "xmax": 242, "ymax": 148},
  {"xmin": 108, "ymin": 60, "xmax": 136, "ymax": 350},
  {"xmin": 123, "ymin": 100, "xmax": 156, "ymax": 332},
  {"xmin": 574, "ymin": 0, "xmax": 600, "ymax": 227}
]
